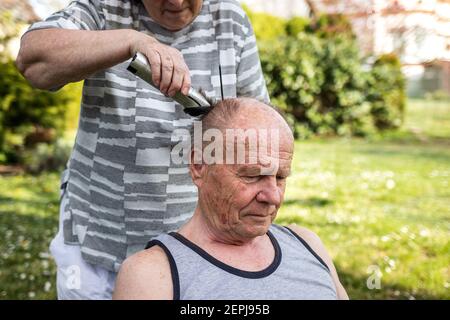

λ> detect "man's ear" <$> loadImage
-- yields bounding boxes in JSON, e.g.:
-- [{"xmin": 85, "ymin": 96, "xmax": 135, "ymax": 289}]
[{"xmin": 190, "ymin": 148, "xmax": 205, "ymax": 187}]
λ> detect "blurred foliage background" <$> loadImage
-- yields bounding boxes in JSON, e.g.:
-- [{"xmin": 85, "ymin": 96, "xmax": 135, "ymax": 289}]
[
  {"xmin": 248, "ymin": 8, "xmax": 407, "ymax": 138},
  {"xmin": 0, "ymin": 6, "xmax": 449, "ymax": 300},
  {"xmin": 0, "ymin": 12, "xmax": 81, "ymax": 173}
]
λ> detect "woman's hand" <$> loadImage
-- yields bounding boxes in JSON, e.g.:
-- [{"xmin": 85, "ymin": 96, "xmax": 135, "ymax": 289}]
[{"xmin": 130, "ymin": 32, "xmax": 191, "ymax": 96}]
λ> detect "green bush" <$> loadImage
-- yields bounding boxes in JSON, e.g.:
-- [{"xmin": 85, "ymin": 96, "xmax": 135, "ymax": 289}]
[
  {"xmin": 261, "ymin": 33, "xmax": 375, "ymax": 137},
  {"xmin": 0, "ymin": 11, "xmax": 75, "ymax": 168},
  {"xmin": 285, "ymin": 16, "xmax": 310, "ymax": 36},
  {"xmin": 242, "ymin": 4, "xmax": 287, "ymax": 41},
  {"xmin": 249, "ymin": 8, "xmax": 405, "ymax": 138},
  {"xmin": 306, "ymin": 13, "xmax": 355, "ymax": 39},
  {"xmin": 317, "ymin": 35, "xmax": 375, "ymax": 136},
  {"xmin": 0, "ymin": 58, "xmax": 70, "ymax": 164},
  {"xmin": 21, "ymin": 138, "xmax": 72, "ymax": 174},
  {"xmin": 259, "ymin": 33, "xmax": 324, "ymax": 137},
  {"xmin": 367, "ymin": 54, "xmax": 406, "ymax": 130}
]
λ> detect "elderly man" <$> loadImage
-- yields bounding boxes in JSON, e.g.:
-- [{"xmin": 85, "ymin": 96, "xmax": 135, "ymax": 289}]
[
  {"xmin": 16, "ymin": 0, "xmax": 268, "ymax": 299},
  {"xmin": 113, "ymin": 98, "xmax": 348, "ymax": 300}
]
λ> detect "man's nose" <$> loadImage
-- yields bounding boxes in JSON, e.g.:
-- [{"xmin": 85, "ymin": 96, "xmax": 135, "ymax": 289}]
[{"xmin": 256, "ymin": 176, "xmax": 282, "ymax": 207}]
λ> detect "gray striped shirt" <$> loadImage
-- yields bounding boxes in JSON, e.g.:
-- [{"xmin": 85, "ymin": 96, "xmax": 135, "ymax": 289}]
[{"xmin": 27, "ymin": 0, "xmax": 269, "ymax": 272}]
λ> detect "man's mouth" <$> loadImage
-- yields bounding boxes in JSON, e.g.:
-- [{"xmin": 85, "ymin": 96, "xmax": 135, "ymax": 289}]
[{"xmin": 244, "ymin": 213, "xmax": 271, "ymax": 218}]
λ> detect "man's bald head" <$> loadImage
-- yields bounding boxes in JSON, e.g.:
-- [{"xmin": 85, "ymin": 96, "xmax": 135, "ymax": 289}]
[
  {"xmin": 188, "ymin": 98, "xmax": 295, "ymax": 241},
  {"xmin": 196, "ymin": 97, "xmax": 294, "ymax": 144},
  {"xmin": 188, "ymin": 98, "xmax": 294, "ymax": 170}
]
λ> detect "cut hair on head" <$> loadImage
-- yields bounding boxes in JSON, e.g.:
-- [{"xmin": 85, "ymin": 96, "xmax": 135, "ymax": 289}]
[{"xmin": 191, "ymin": 97, "xmax": 293, "ymax": 135}]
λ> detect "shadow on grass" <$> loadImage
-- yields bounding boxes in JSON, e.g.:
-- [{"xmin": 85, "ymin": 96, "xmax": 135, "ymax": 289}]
[
  {"xmin": 0, "ymin": 209, "xmax": 58, "ymax": 300},
  {"xmin": 369, "ymin": 126, "xmax": 450, "ymax": 145},
  {"xmin": 0, "ymin": 196, "xmax": 60, "ymax": 208},
  {"xmin": 283, "ymin": 197, "xmax": 333, "ymax": 208},
  {"xmin": 353, "ymin": 138, "xmax": 450, "ymax": 165},
  {"xmin": 359, "ymin": 147, "xmax": 450, "ymax": 164}
]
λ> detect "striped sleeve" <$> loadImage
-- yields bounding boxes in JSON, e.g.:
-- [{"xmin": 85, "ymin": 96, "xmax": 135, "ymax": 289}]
[
  {"xmin": 236, "ymin": 13, "xmax": 270, "ymax": 104},
  {"xmin": 25, "ymin": 0, "xmax": 105, "ymax": 33}
]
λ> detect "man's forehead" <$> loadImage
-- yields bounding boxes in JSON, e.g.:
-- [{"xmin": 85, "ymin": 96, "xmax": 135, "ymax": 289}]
[
  {"xmin": 234, "ymin": 161, "xmax": 291, "ymax": 175},
  {"xmin": 225, "ymin": 129, "xmax": 293, "ymax": 153}
]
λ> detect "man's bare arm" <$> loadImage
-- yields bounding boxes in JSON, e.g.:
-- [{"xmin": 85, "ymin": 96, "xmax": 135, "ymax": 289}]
[
  {"xmin": 113, "ymin": 246, "xmax": 173, "ymax": 300},
  {"xmin": 288, "ymin": 224, "xmax": 349, "ymax": 300}
]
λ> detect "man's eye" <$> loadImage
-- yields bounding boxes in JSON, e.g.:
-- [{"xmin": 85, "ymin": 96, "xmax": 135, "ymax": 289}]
[
  {"xmin": 276, "ymin": 176, "xmax": 286, "ymax": 181},
  {"xmin": 242, "ymin": 176, "xmax": 260, "ymax": 182}
]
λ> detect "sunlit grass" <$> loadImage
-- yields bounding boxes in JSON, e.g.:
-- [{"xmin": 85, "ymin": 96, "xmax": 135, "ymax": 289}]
[
  {"xmin": 277, "ymin": 99, "xmax": 450, "ymax": 299},
  {"xmin": 405, "ymin": 99, "xmax": 450, "ymax": 139},
  {"xmin": 276, "ymin": 136, "xmax": 450, "ymax": 299},
  {"xmin": 0, "ymin": 173, "xmax": 59, "ymax": 299}
]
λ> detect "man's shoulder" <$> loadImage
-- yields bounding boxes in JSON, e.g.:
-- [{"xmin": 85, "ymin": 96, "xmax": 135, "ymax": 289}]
[
  {"xmin": 283, "ymin": 224, "xmax": 332, "ymax": 266},
  {"xmin": 285, "ymin": 224, "xmax": 349, "ymax": 299},
  {"xmin": 125, "ymin": 245, "xmax": 169, "ymax": 268},
  {"xmin": 113, "ymin": 245, "xmax": 173, "ymax": 299},
  {"xmin": 271, "ymin": 223, "xmax": 323, "ymax": 243},
  {"xmin": 286, "ymin": 224, "xmax": 324, "ymax": 246}
]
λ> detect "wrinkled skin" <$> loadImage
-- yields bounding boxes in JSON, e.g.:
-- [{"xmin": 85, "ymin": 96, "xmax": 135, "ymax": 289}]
[
  {"xmin": 187, "ymin": 100, "xmax": 294, "ymax": 245},
  {"xmin": 198, "ymin": 152, "xmax": 293, "ymax": 244}
]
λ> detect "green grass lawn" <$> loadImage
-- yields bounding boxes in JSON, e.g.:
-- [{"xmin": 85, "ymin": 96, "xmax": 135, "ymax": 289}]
[
  {"xmin": 0, "ymin": 99, "xmax": 449, "ymax": 299},
  {"xmin": 277, "ymin": 99, "xmax": 450, "ymax": 299},
  {"xmin": 0, "ymin": 173, "xmax": 59, "ymax": 299}
]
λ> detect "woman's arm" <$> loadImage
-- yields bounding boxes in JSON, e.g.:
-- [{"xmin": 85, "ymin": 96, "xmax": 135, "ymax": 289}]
[{"xmin": 16, "ymin": 28, "xmax": 191, "ymax": 95}]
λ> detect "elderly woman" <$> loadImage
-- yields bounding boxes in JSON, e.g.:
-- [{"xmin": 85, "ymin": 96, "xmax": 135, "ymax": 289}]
[{"xmin": 16, "ymin": 0, "xmax": 269, "ymax": 299}]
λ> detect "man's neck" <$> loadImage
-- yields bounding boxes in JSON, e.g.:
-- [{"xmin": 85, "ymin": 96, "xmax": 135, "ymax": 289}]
[
  {"xmin": 177, "ymin": 208, "xmax": 275, "ymax": 271},
  {"xmin": 178, "ymin": 208, "xmax": 265, "ymax": 249}
]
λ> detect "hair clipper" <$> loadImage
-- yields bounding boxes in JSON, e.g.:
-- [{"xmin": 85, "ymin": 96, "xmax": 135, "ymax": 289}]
[{"xmin": 127, "ymin": 52, "xmax": 212, "ymax": 116}]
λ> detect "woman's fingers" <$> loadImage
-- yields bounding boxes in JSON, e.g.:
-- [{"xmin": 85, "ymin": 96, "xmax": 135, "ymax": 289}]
[
  {"xmin": 141, "ymin": 38, "xmax": 191, "ymax": 96},
  {"xmin": 173, "ymin": 52, "xmax": 191, "ymax": 96},
  {"xmin": 168, "ymin": 65, "xmax": 184, "ymax": 97},
  {"xmin": 164, "ymin": 49, "xmax": 191, "ymax": 96},
  {"xmin": 181, "ymin": 73, "xmax": 191, "ymax": 96},
  {"xmin": 144, "ymin": 49, "xmax": 162, "ymax": 87},
  {"xmin": 159, "ymin": 53, "xmax": 174, "ymax": 94}
]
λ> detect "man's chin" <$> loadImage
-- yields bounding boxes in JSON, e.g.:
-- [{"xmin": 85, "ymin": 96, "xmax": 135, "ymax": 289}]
[{"xmin": 242, "ymin": 222, "xmax": 271, "ymax": 238}]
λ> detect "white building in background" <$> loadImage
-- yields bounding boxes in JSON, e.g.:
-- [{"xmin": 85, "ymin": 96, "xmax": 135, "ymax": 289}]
[{"xmin": 240, "ymin": 0, "xmax": 450, "ymax": 96}]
